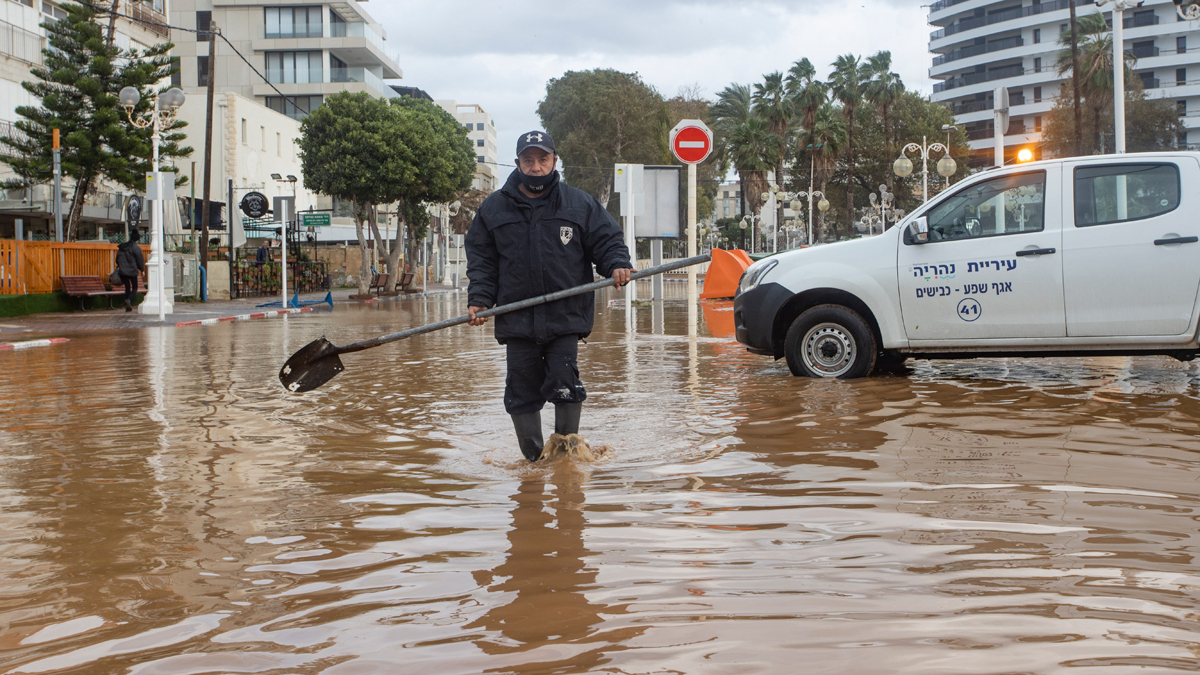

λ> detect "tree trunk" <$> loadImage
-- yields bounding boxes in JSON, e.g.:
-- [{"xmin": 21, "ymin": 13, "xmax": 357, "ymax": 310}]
[
  {"xmin": 353, "ymin": 200, "xmax": 371, "ymax": 296},
  {"xmin": 818, "ymin": 177, "xmax": 830, "ymax": 242},
  {"xmin": 883, "ymin": 106, "xmax": 893, "ymax": 192},
  {"xmin": 845, "ymin": 110, "xmax": 856, "ymax": 233},
  {"xmin": 1069, "ymin": 1, "xmax": 1083, "ymax": 157},
  {"xmin": 775, "ymin": 158, "xmax": 784, "ymax": 252},
  {"xmin": 1092, "ymin": 106, "xmax": 1102, "ymax": 155},
  {"xmin": 66, "ymin": 176, "xmax": 91, "ymax": 242},
  {"xmin": 387, "ymin": 209, "xmax": 404, "ymax": 288},
  {"xmin": 738, "ymin": 171, "xmax": 750, "ymax": 252}
]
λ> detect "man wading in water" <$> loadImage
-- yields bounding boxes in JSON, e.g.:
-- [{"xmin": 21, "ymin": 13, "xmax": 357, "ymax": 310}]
[{"xmin": 466, "ymin": 131, "xmax": 633, "ymax": 461}]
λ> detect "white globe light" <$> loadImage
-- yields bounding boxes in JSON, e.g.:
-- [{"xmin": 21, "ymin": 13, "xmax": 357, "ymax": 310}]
[
  {"xmin": 936, "ymin": 156, "xmax": 957, "ymax": 178},
  {"xmin": 789, "ymin": 199, "xmax": 801, "ymax": 211},
  {"xmin": 118, "ymin": 86, "xmax": 141, "ymax": 107},
  {"xmin": 893, "ymin": 156, "xmax": 914, "ymax": 178},
  {"xmin": 761, "ymin": 191, "xmax": 771, "ymax": 203},
  {"xmin": 817, "ymin": 198, "xmax": 830, "ymax": 212}
]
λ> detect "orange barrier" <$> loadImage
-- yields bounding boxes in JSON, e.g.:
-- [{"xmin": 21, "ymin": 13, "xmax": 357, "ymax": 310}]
[
  {"xmin": 699, "ymin": 248, "xmax": 752, "ymax": 299},
  {"xmin": 0, "ymin": 241, "xmax": 150, "ymax": 295},
  {"xmin": 701, "ymin": 299, "xmax": 735, "ymax": 338}
]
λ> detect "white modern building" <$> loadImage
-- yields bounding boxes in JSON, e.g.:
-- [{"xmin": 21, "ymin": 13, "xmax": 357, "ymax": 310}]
[
  {"xmin": 169, "ymin": 0, "xmax": 403, "ymax": 120},
  {"xmin": 0, "ymin": 0, "xmax": 173, "ymax": 240},
  {"xmin": 436, "ymin": 100, "xmax": 499, "ymax": 193},
  {"xmin": 929, "ymin": 0, "xmax": 1200, "ymax": 165}
]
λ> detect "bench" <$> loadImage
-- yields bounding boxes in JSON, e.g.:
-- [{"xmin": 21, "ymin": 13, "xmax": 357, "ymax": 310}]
[
  {"xmin": 398, "ymin": 271, "xmax": 416, "ymax": 293},
  {"xmin": 61, "ymin": 275, "xmax": 145, "ymax": 311},
  {"xmin": 369, "ymin": 272, "xmax": 390, "ymax": 297}
]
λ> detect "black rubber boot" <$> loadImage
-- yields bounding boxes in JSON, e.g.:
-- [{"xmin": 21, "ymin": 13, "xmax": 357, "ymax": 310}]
[
  {"xmin": 554, "ymin": 402, "xmax": 582, "ymax": 436},
  {"xmin": 510, "ymin": 413, "xmax": 544, "ymax": 462}
]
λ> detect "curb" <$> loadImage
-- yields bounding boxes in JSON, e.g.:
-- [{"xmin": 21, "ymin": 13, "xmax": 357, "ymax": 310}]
[
  {"xmin": 176, "ymin": 307, "xmax": 312, "ymax": 327},
  {"xmin": 0, "ymin": 337, "xmax": 70, "ymax": 351}
]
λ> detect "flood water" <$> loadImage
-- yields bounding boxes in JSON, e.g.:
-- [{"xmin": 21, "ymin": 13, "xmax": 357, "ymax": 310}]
[{"xmin": 3, "ymin": 289, "xmax": 1200, "ymax": 674}]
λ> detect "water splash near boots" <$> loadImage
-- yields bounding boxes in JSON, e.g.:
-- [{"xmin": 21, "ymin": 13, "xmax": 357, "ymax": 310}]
[{"xmin": 540, "ymin": 433, "xmax": 611, "ymax": 462}]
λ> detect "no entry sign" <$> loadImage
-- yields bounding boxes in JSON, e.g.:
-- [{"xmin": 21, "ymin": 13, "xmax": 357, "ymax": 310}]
[{"xmin": 670, "ymin": 119, "xmax": 713, "ymax": 164}]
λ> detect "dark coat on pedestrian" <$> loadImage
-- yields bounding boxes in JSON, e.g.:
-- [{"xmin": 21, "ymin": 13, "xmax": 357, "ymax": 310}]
[
  {"xmin": 116, "ymin": 240, "xmax": 145, "ymax": 278},
  {"xmin": 466, "ymin": 169, "xmax": 631, "ymax": 343}
]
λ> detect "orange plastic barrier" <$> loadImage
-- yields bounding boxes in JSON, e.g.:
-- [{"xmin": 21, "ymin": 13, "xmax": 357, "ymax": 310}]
[{"xmin": 699, "ymin": 248, "xmax": 752, "ymax": 299}]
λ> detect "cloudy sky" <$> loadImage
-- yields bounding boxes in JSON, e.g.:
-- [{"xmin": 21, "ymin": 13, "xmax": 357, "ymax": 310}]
[{"xmin": 369, "ymin": 0, "xmax": 935, "ymax": 170}]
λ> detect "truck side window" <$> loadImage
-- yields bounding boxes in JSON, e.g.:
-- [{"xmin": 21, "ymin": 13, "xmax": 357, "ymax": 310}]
[
  {"xmin": 1073, "ymin": 163, "xmax": 1180, "ymax": 227},
  {"xmin": 916, "ymin": 171, "xmax": 1045, "ymax": 243}
]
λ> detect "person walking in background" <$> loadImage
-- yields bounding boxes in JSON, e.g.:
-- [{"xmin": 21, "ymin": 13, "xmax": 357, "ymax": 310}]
[
  {"xmin": 256, "ymin": 241, "xmax": 270, "ymax": 266},
  {"xmin": 115, "ymin": 228, "xmax": 145, "ymax": 312}
]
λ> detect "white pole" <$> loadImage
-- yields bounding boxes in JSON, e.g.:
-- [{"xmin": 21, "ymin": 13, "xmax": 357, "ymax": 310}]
[
  {"xmin": 280, "ymin": 199, "xmax": 289, "ymax": 308},
  {"xmin": 921, "ymin": 136, "xmax": 929, "ymax": 204},
  {"xmin": 625, "ymin": 167, "xmax": 634, "ymax": 319},
  {"xmin": 993, "ymin": 112, "xmax": 1004, "ymax": 168},
  {"xmin": 687, "ymin": 162, "xmax": 697, "ymax": 307},
  {"xmin": 152, "ymin": 113, "xmax": 164, "ymax": 322},
  {"xmin": 1113, "ymin": 4, "xmax": 1126, "ymax": 154}
]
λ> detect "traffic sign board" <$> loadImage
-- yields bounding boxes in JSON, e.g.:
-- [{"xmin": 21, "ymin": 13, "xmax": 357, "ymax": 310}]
[
  {"xmin": 300, "ymin": 212, "xmax": 330, "ymax": 228},
  {"xmin": 670, "ymin": 119, "xmax": 713, "ymax": 164}
]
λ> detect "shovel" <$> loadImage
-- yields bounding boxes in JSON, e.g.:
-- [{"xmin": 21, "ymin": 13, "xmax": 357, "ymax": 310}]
[{"xmin": 279, "ymin": 254, "xmax": 712, "ymax": 393}]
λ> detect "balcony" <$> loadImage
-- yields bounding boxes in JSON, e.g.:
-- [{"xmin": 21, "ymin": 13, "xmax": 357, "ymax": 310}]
[
  {"xmin": 0, "ymin": 120, "xmax": 30, "ymax": 157},
  {"xmin": 1141, "ymin": 76, "xmax": 1161, "ymax": 89},
  {"xmin": 1131, "ymin": 44, "xmax": 1160, "ymax": 58},
  {"xmin": 931, "ymin": 0, "xmax": 1090, "ymax": 41},
  {"xmin": 933, "ymin": 64, "xmax": 1026, "ymax": 93},
  {"xmin": 1124, "ymin": 13, "xmax": 1160, "ymax": 29},
  {"xmin": 951, "ymin": 93, "xmax": 1026, "ymax": 115},
  {"xmin": 329, "ymin": 21, "xmax": 401, "ymax": 70},
  {"xmin": 933, "ymin": 36, "xmax": 1023, "ymax": 67},
  {"xmin": 330, "ymin": 68, "xmax": 400, "ymax": 98},
  {"xmin": 128, "ymin": 0, "xmax": 168, "ymax": 39},
  {"xmin": 0, "ymin": 19, "xmax": 44, "ymax": 65}
]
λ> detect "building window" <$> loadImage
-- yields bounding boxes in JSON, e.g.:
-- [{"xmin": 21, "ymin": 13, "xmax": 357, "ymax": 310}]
[
  {"xmin": 1034, "ymin": 116, "xmax": 1042, "ymax": 131},
  {"xmin": 1178, "ymin": 36, "xmax": 1187, "ymax": 54},
  {"xmin": 41, "ymin": 1, "xmax": 66, "ymax": 20},
  {"xmin": 1178, "ymin": 100, "xmax": 1187, "ymax": 116},
  {"xmin": 277, "ymin": 133, "xmax": 281, "ymax": 156},
  {"xmin": 265, "ymin": 51, "xmax": 322, "ymax": 84},
  {"xmin": 478, "ymin": 123, "xmax": 487, "ymax": 130},
  {"xmin": 265, "ymin": 7, "xmax": 322, "ymax": 39},
  {"xmin": 1139, "ymin": 71, "xmax": 1157, "ymax": 89},
  {"xmin": 476, "ymin": 139, "xmax": 484, "ymax": 147},
  {"xmin": 1033, "ymin": 86, "xmax": 1042, "ymax": 102},
  {"xmin": 1033, "ymin": 57, "xmax": 1042, "ymax": 73},
  {"xmin": 197, "ymin": 55, "xmax": 209, "ymax": 87},
  {"xmin": 241, "ymin": 119, "xmax": 247, "ymax": 144},
  {"xmin": 1033, "ymin": 28, "xmax": 1040, "ymax": 44},
  {"xmin": 1178, "ymin": 67, "xmax": 1187, "ymax": 86},
  {"xmin": 196, "ymin": 10, "xmax": 212, "ymax": 39},
  {"xmin": 265, "ymin": 95, "xmax": 322, "ymax": 120},
  {"xmin": 261, "ymin": 126, "xmax": 266, "ymax": 151},
  {"xmin": 477, "ymin": 156, "xmax": 484, "ymax": 163}
]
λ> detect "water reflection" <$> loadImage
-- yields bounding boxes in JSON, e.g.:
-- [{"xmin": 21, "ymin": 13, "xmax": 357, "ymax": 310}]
[{"xmin": 2, "ymin": 292, "xmax": 1200, "ymax": 673}]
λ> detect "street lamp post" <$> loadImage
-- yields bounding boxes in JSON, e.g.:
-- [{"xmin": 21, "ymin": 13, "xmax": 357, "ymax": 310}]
[
  {"xmin": 893, "ymin": 136, "xmax": 956, "ymax": 203},
  {"xmin": 940, "ymin": 124, "xmax": 958, "ymax": 187},
  {"xmin": 1095, "ymin": 0, "xmax": 1141, "ymax": 154},
  {"xmin": 119, "ymin": 86, "xmax": 186, "ymax": 322},
  {"xmin": 273, "ymin": 173, "xmax": 297, "ymax": 307},
  {"xmin": 857, "ymin": 184, "xmax": 905, "ymax": 236},
  {"xmin": 762, "ymin": 151, "xmax": 830, "ymax": 247}
]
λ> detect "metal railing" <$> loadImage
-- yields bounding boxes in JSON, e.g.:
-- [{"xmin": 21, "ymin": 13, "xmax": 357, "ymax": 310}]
[
  {"xmin": 128, "ymin": 0, "xmax": 169, "ymax": 38},
  {"xmin": 329, "ymin": 20, "xmax": 401, "ymax": 67},
  {"xmin": 0, "ymin": 19, "xmax": 43, "ymax": 65},
  {"xmin": 1124, "ymin": 13, "xmax": 1160, "ymax": 29},
  {"xmin": 934, "ymin": 64, "xmax": 1025, "ymax": 93},
  {"xmin": 951, "ymin": 93, "xmax": 1026, "ymax": 115},
  {"xmin": 0, "ymin": 120, "xmax": 30, "ymax": 157},
  {"xmin": 231, "ymin": 255, "xmax": 329, "ymax": 299},
  {"xmin": 931, "ymin": 0, "xmax": 1090, "ymax": 41},
  {"xmin": 1131, "ymin": 44, "xmax": 1160, "ymax": 58},
  {"xmin": 933, "ymin": 36, "xmax": 1023, "ymax": 67}
]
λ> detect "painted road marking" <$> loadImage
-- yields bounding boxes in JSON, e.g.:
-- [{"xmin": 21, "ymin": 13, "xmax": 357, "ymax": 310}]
[
  {"xmin": 176, "ymin": 307, "xmax": 312, "ymax": 327},
  {"xmin": 0, "ymin": 337, "xmax": 69, "ymax": 351}
]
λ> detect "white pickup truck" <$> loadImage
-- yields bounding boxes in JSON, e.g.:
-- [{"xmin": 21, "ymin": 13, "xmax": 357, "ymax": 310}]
[{"xmin": 733, "ymin": 152, "xmax": 1200, "ymax": 378}]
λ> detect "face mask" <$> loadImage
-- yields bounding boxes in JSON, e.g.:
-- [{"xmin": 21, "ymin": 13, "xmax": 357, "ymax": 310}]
[{"xmin": 518, "ymin": 168, "xmax": 559, "ymax": 193}]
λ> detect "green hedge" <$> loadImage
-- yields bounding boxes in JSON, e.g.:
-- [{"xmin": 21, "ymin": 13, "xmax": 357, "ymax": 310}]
[{"xmin": 0, "ymin": 292, "xmax": 143, "ymax": 317}]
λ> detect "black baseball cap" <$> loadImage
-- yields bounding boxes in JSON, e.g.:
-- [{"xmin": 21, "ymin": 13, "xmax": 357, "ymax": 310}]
[{"xmin": 516, "ymin": 130, "xmax": 555, "ymax": 155}]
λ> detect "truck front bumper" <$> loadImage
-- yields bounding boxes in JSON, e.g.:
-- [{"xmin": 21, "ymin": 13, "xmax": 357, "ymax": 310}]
[{"xmin": 733, "ymin": 282, "xmax": 792, "ymax": 357}]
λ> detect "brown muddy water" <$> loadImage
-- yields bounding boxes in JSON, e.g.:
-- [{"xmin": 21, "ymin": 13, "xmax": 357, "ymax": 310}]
[{"xmin": 3, "ymin": 289, "xmax": 1200, "ymax": 674}]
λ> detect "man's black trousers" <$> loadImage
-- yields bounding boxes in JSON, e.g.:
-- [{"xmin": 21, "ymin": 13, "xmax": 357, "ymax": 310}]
[{"xmin": 503, "ymin": 336, "xmax": 587, "ymax": 415}]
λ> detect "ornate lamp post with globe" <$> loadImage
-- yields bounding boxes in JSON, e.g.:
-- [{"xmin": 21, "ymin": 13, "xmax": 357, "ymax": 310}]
[
  {"xmin": 893, "ymin": 136, "xmax": 956, "ymax": 204},
  {"xmin": 118, "ymin": 86, "xmax": 186, "ymax": 321},
  {"xmin": 762, "ymin": 186, "xmax": 829, "ymax": 247}
]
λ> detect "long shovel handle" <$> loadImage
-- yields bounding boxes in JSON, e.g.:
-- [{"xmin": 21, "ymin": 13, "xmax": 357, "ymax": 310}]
[{"xmin": 332, "ymin": 254, "xmax": 711, "ymax": 357}]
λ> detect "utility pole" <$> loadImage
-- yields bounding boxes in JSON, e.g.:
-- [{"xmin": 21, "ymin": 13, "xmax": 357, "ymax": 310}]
[
  {"xmin": 52, "ymin": 128, "xmax": 62, "ymax": 242},
  {"xmin": 1069, "ymin": 0, "xmax": 1083, "ymax": 156},
  {"xmin": 198, "ymin": 20, "xmax": 218, "ymax": 285}
]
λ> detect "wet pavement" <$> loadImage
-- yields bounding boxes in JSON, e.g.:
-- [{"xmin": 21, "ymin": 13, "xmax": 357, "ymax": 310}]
[{"xmin": 2, "ymin": 288, "xmax": 1200, "ymax": 674}]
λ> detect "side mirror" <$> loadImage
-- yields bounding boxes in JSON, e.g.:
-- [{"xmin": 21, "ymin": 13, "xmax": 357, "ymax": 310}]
[{"xmin": 907, "ymin": 216, "xmax": 929, "ymax": 244}]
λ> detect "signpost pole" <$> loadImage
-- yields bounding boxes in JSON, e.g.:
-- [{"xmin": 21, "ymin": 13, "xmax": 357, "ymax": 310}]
[
  {"xmin": 687, "ymin": 162, "xmax": 697, "ymax": 309},
  {"xmin": 280, "ymin": 199, "xmax": 289, "ymax": 309},
  {"xmin": 626, "ymin": 166, "xmax": 636, "ymax": 309}
]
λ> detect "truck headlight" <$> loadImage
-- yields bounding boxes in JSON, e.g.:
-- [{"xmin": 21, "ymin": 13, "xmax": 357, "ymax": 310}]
[{"xmin": 737, "ymin": 259, "xmax": 778, "ymax": 295}]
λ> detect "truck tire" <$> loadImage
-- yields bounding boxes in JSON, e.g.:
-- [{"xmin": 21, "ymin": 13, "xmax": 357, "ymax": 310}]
[{"xmin": 784, "ymin": 305, "xmax": 877, "ymax": 378}]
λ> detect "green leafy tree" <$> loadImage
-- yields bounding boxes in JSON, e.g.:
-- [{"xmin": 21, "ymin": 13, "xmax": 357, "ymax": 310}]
[
  {"xmin": 538, "ymin": 69, "xmax": 671, "ymax": 206},
  {"xmin": 299, "ymin": 92, "xmax": 473, "ymax": 295},
  {"xmin": 1042, "ymin": 88, "xmax": 1182, "ymax": 157},
  {"xmin": 829, "ymin": 53, "xmax": 871, "ymax": 233},
  {"xmin": 1056, "ymin": 11, "xmax": 1138, "ymax": 154},
  {"xmin": 753, "ymin": 71, "xmax": 795, "ymax": 236},
  {"xmin": 0, "ymin": 0, "xmax": 189, "ymax": 240}
]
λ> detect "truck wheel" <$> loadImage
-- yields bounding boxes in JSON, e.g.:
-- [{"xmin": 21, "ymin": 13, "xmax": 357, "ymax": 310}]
[{"xmin": 784, "ymin": 305, "xmax": 877, "ymax": 378}]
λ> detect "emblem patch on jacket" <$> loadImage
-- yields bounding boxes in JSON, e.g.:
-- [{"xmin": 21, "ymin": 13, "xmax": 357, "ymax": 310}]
[{"xmin": 560, "ymin": 226, "xmax": 573, "ymax": 246}]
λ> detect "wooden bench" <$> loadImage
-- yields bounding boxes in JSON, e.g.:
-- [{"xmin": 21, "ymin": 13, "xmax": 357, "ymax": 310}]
[
  {"xmin": 369, "ymin": 272, "xmax": 390, "ymax": 297},
  {"xmin": 61, "ymin": 275, "xmax": 144, "ymax": 311},
  {"xmin": 398, "ymin": 271, "xmax": 416, "ymax": 293}
]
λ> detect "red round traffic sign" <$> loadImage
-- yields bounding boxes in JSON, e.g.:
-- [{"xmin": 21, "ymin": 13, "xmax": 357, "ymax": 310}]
[{"xmin": 671, "ymin": 124, "xmax": 712, "ymax": 164}]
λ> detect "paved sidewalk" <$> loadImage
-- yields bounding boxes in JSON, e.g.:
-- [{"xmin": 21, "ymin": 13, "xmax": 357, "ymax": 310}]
[{"xmin": 0, "ymin": 283, "xmax": 465, "ymax": 338}]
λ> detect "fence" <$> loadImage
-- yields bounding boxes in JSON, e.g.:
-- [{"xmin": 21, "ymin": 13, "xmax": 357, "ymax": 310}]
[
  {"xmin": 0, "ymin": 241, "xmax": 151, "ymax": 295},
  {"xmin": 232, "ymin": 258, "xmax": 329, "ymax": 299}
]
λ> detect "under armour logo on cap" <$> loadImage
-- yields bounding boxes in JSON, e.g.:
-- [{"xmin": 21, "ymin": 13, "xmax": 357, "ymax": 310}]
[{"xmin": 516, "ymin": 130, "xmax": 555, "ymax": 156}]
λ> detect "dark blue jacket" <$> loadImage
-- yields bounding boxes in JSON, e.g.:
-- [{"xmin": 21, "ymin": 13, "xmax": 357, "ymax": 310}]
[{"xmin": 466, "ymin": 170, "xmax": 631, "ymax": 343}]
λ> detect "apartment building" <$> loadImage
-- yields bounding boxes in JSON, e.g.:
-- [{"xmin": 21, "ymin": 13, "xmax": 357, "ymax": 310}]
[
  {"xmin": 0, "ymin": 0, "xmax": 173, "ymax": 240},
  {"xmin": 929, "ymin": 0, "xmax": 1200, "ymax": 165},
  {"xmin": 169, "ymin": 0, "xmax": 403, "ymax": 121},
  {"xmin": 436, "ymin": 100, "xmax": 499, "ymax": 193}
]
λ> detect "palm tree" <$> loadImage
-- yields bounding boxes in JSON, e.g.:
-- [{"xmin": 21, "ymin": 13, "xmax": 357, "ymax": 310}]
[
  {"xmin": 786, "ymin": 58, "xmax": 828, "ymax": 139},
  {"xmin": 726, "ymin": 117, "xmax": 781, "ymax": 252},
  {"xmin": 1057, "ymin": 11, "xmax": 1138, "ymax": 153},
  {"xmin": 710, "ymin": 83, "xmax": 754, "ymax": 218},
  {"xmin": 805, "ymin": 103, "xmax": 845, "ymax": 242},
  {"xmin": 865, "ymin": 51, "xmax": 905, "ymax": 191},
  {"xmin": 829, "ymin": 54, "xmax": 870, "ymax": 232},
  {"xmin": 753, "ymin": 71, "xmax": 794, "ymax": 248}
]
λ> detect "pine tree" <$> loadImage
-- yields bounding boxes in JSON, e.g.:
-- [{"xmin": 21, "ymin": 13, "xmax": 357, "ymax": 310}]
[{"xmin": 0, "ymin": 1, "xmax": 190, "ymax": 240}]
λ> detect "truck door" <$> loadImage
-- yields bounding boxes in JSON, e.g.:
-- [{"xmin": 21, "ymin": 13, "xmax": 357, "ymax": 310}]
[
  {"xmin": 897, "ymin": 167, "xmax": 1065, "ymax": 341},
  {"xmin": 1062, "ymin": 159, "xmax": 1200, "ymax": 337}
]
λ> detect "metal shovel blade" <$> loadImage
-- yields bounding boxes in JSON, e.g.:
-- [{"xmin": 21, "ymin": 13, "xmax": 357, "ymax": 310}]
[{"xmin": 279, "ymin": 337, "xmax": 345, "ymax": 393}]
